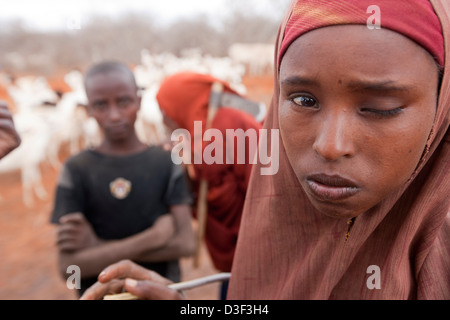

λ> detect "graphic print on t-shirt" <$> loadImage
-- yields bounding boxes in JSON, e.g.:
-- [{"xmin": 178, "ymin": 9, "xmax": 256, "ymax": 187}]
[{"xmin": 109, "ymin": 177, "xmax": 132, "ymax": 199}]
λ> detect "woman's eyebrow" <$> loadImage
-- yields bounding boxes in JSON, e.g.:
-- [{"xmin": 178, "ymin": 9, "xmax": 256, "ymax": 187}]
[
  {"xmin": 280, "ymin": 76, "xmax": 319, "ymax": 87},
  {"xmin": 346, "ymin": 80, "xmax": 414, "ymax": 93},
  {"xmin": 280, "ymin": 76, "xmax": 416, "ymax": 95}
]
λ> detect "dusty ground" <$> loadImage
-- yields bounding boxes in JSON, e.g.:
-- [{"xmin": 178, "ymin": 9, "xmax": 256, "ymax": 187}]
[{"xmin": 0, "ymin": 74, "xmax": 274, "ymax": 300}]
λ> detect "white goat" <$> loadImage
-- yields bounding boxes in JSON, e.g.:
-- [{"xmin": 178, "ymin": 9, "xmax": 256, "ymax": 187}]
[
  {"xmin": 0, "ymin": 112, "xmax": 51, "ymax": 207},
  {"xmin": 228, "ymin": 43, "xmax": 274, "ymax": 76}
]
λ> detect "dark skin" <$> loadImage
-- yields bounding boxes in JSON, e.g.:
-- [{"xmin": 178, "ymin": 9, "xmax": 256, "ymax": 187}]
[
  {"xmin": 0, "ymin": 101, "xmax": 21, "ymax": 159},
  {"xmin": 81, "ymin": 259, "xmax": 183, "ymax": 300},
  {"xmin": 56, "ymin": 69, "xmax": 196, "ymax": 281},
  {"xmin": 84, "ymin": 70, "xmax": 147, "ymax": 156},
  {"xmin": 279, "ymin": 25, "xmax": 439, "ymax": 219},
  {"xmin": 80, "ymin": 26, "xmax": 440, "ymax": 299}
]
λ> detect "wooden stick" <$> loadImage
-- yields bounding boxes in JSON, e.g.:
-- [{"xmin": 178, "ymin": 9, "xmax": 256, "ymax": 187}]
[
  {"xmin": 193, "ymin": 179, "xmax": 208, "ymax": 268},
  {"xmin": 103, "ymin": 272, "xmax": 231, "ymax": 300},
  {"xmin": 103, "ymin": 292, "xmax": 137, "ymax": 300},
  {"xmin": 193, "ymin": 81, "xmax": 224, "ymax": 268}
]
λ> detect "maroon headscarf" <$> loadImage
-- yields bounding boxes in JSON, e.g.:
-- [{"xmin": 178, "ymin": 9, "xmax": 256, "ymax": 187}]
[{"xmin": 279, "ymin": 0, "xmax": 444, "ymax": 68}]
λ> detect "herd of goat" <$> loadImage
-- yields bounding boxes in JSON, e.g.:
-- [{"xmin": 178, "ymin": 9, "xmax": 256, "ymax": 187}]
[{"xmin": 0, "ymin": 44, "xmax": 274, "ymax": 207}]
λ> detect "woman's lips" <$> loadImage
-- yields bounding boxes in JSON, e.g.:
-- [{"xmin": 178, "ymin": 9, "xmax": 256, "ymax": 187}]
[{"xmin": 306, "ymin": 174, "xmax": 360, "ymax": 201}]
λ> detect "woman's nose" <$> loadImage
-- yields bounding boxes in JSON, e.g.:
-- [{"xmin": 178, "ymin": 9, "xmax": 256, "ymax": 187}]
[{"xmin": 312, "ymin": 112, "xmax": 355, "ymax": 161}]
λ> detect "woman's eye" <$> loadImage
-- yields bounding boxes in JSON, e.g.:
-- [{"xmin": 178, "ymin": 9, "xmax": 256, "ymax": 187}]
[
  {"xmin": 292, "ymin": 95, "xmax": 318, "ymax": 108},
  {"xmin": 361, "ymin": 107, "xmax": 403, "ymax": 118}
]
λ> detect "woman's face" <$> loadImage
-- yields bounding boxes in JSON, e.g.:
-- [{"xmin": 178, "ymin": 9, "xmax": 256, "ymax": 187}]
[{"xmin": 279, "ymin": 25, "xmax": 439, "ymax": 219}]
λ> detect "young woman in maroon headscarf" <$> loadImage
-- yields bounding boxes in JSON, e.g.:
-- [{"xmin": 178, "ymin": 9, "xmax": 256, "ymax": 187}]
[
  {"xmin": 81, "ymin": 0, "xmax": 449, "ymax": 300},
  {"xmin": 227, "ymin": 0, "xmax": 449, "ymax": 299}
]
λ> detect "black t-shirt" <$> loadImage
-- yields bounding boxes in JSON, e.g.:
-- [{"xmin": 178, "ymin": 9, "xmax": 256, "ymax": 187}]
[{"xmin": 51, "ymin": 146, "xmax": 193, "ymax": 295}]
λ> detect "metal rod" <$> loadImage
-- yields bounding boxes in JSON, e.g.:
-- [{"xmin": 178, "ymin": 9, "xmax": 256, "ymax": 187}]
[{"xmin": 103, "ymin": 272, "xmax": 231, "ymax": 300}]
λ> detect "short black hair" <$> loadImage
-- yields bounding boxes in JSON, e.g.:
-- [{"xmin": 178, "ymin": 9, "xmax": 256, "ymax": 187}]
[{"xmin": 84, "ymin": 61, "xmax": 137, "ymax": 90}]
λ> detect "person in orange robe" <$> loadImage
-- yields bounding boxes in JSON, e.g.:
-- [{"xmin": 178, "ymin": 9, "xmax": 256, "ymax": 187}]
[{"xmin": 156, "ymin": 71, "xmax": 263, "ymax": 299}]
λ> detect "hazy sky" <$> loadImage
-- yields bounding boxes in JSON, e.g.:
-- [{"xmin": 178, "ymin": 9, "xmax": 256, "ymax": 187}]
[{"xmin": 0, "ymin": 0, "xmax": 290, "ymax": 31}]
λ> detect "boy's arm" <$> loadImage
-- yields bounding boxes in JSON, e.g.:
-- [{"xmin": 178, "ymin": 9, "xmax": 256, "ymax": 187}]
[
  {"xmin": 56, "ymin": 213, "xmax": 175, "ymax": 279},
  {"xmin": 134, "ymin": 204, "xmax": 196, "ymax": 262},
  {"xmin": 129, "ymin": 161, "xmax": 197, "ymax": 263}
]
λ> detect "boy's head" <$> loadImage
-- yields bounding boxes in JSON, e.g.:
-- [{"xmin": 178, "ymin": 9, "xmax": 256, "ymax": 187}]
[{"xmin": 84, "ymin": 61, "xmax": 141, "ymax": 143}]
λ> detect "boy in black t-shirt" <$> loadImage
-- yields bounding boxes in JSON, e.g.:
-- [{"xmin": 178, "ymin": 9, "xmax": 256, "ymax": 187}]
[{"xmin": 50, "ymin": 61, "xmax": 195, "ymax": 297}]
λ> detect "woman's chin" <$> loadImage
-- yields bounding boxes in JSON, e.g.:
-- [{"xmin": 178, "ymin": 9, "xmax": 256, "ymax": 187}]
[{"xmin": 308, "ymin": 197, "xmax": 365, "ymax": 220}]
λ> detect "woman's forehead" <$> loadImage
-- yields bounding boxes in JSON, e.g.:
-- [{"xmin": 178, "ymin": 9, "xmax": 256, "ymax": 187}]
[{"xmin": 279, "ymin": 25, "xmax": 439, "ymax": 87}]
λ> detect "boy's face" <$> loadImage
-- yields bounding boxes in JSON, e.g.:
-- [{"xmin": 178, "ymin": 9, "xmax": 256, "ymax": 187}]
[
  {"xmin": 85, "ymin": 70, "xmax": 140, "ymax": 142},
  {"xmin": 279, "ymin": 25, "xmax": 439, "ymax": 219}
]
